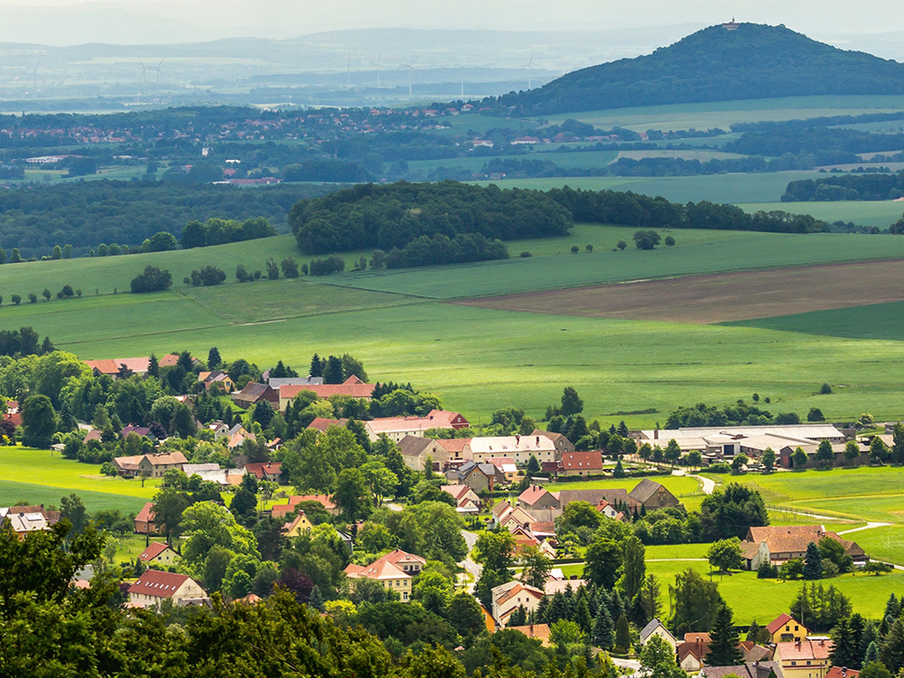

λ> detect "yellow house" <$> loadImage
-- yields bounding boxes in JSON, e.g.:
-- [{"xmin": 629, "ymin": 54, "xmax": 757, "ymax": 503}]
[
  {"xmin": 768, "ymin": 613, "xmax": 810, "ymax": 643},
  {"xmin": 775, "ymin": 640, "xmax": 832, "ymax": 678},
  {"xmin": 344, "ymin": 550, "xmax": 426, "ymax": 603},
  {"xmin": 128, "ymin": 570, "xmax": 208, "ymax": 608},
  {"xmin": 138, "ymin": 541, "xmax": 178, "ymax": 567},
  {"xmin": 283, "ymin": 510, "xmax": 313, "ymax": 538}
]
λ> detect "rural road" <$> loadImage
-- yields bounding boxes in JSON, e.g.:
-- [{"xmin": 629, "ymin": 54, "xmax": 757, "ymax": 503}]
[
  {"xmin": 839, "ymin": 522, "xmax": 892, "ymax": 535},
  {"xmin": 610, "ymin": 657, "xmax": 641, "ymax": 674},
  {"xmin": 458, "ymin": 529, "xmax": 482, "ymax": 592},
  {"xmin": 671, "ymin": 469, "xmax": 715, "ymax": 495}
]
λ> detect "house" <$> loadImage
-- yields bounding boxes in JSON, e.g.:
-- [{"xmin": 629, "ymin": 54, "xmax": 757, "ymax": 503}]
[
  {"xmin": 517, "ymin": 485, "xmax": 560, "ymax": 512},
  {"xmin": 135, "ymin": 502, "xmax": 157, "ymax": 534},
  {"xmin": 774, "ymin": 640, "xmax": 833, "ymax": 678},
  {"xmin": 128, "ymin": 570, "xmax": 208, "ymax": 608},
  {"xmin": 767, "ymin": 614, "xmax": 809, "ymax": 643},
  {"xmin": 271, "ymin": 494, "xmax": 339, "ymax": 517},
  {"xmin": 629, "ymin": 479, "xmax": 680, "ymax": 510},
  {"xmin": 529, "ymin": 430, "xmax": 575, "ymax": 457},
  {"xmin": 114, "ymin": 452, "xmax": 188, "ymax": 478},
  {"xmin": 508, "ymin": 623, "xmax": 551, "ymax": 646},
  {"xmin": 364, "ymin": 410, "xmax": 469, "ymax": 442},
  {"xmin": 207, "ymin": 421, "xmax": 232, "ymax": 440},
  {"xmin": 84, "ymin": 357, "xmax": 151, "ymax": 378},
  {"xmin": 465, "ymin": 435, "xmax": 557, "ymax": 466},
  {"xmin": 397, "ymin": 435, "xmax": 450, "ymax": 473},
  {"xmin": 559, "ymin": 451, "xmax": 604, "ymax": 477},
  {"xmin": 478, "ymin": 604, "xmax": 497, "ymax": 633},
  {"xmin": 458, "ymin": 461, "xmax": 499, "ymax": 493},
  {"xmin": 283, "ymin": 511, "xmax": 313, "ymax": 537},
  {"xmin": 486, "ymin": 457, "xmax": 519, "ymax": 483},
  {"xmin": 740, "ymin": 525, "xmax": 866, "ymax": 571},
  {"xmin": 700, "ymin": 662, "xmax": 784, "ymax": 678},
  {"xmin": 138, "ymin": 542, "xmax": 178, "ymax": 567},
  {"xmin": 232, "ymin": 382, "xmax": 279, "ymax": 409},
  {"xmin": 596, "ymin": 500, "xmax": 624, "ymax": 520},
  {"xmin": 0, "ymin": 508, "xmax": 52, "ymax": 539},
  {"xmin": 677, "ymin": 633, "xmax": 773, "ymax": 673},
  {"xmin": 158, "ymin": 353, "xmax": 203, "ymax": 369},
  {"xmin": 344, "ymin": 549, "xmax": 425, "ymax": 602},
  {"xmin": 437, "ymin": 438, "xmax": 471, "ymax": 460},
  {"xmin": 226, "ymin": 424, "xmax": 256, "ymax": 450},
  {"xmin": 491, "ymin": 580, "xmax": 545, "ymax": 627},
  {"xmin": 198, "ymin": 370, "xmax": 235, "ymax": 393},
  {"xmin": 182, "ymin": 463, "xmax": 245, "ymax": 486},
  {"xmin": 825, "ymin": 669, "xmax": 858, "ymax": 678},
  {"xmin": 244, "ymin": 462, "xmax": 283, "ymax": 483},
  {"xmin": 278, "ymin": 376, "xmax": 375, "ymax": 411},
  {"xmin": 442, "ymin": 485, "xmax": 481, "ymax": 513},
  {"xmin": 639, "ymin": 618, "xmax": 677, "ymax": 649}
]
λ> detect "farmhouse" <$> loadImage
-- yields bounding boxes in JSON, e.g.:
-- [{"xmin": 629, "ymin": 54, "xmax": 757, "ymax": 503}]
[
  {"xmin": 135, "ymin": 502, "xmax": 157, "ymax": 534},
  {"xmin": 114, "ymin": 451, "xmax": 188, "ymax": 478},
  {"xmin": 128, "ymin": 570, "xmax": 208, "ymax": 608},
  {"xmin": 197, "ymin": 370, "xmax": 235, "ymax": 393},
  {"xmin": 559, "ymin": 451, "xmax": 603, "ymax": 477},
  {"xmin": 774, "ymin": 640, "xmax": 832, "ymax": 678},
  {"xmin": 364, "ymin": 410, "xmax": 469, "ymax": 442},
  {"xmin": 700, "ymin": 662, "xmax": 784, "ymax": 678},
  {"xmin": 344, "ymin": 549, "xmax": 425, "ymax": 602},
  {"xmin": 491, "ymin": 580, "xmax": 545, "ymax": 627},
  {"xmin": 397, "ymin": 435, "xmax": 450, "ymax": 472},
  {"xmin": 0, "ymin": 506, "xmax": 55, "ymax": 538},
  {"xmin": 639, "ymin": 618, "xmax": 677, "ymax": 649},
  {"xmin": 740, "ymin": 525, "xmax": 866, "ymax": 570},
  {"xmin": 767, "ymin": 613, "xmax": 809, "ymax": 643},
  {"xmin": 278, "ymin": 376, "xmax": 375, "ymax": 411},
  {"xmin": 232, "ymin": 382, "xmax": 279, "ymax": 409},
  {"xmin": 466, "ymin": 435, "xmax": 557, "ymax": 466},
  {"xmin": 442, "ymin": 485, "xmax": 481, "ymax": 512},
  {"xmin": 244, "ymin": 461, "xmax": 283, "ymax": 483},
  {"xmin": 677, "ymin": 633, "xmax": 773, "ymax": 673},
  {"xmin": 629, "ymin": 478, "xmax": 680, "ymax": 509},
  {"xmin": 457, "ymin": 461, "xmax": 501, "ymax": 493},
  {"xmin": 530, "ymin": 430, "xmax": 575, "ymax": 455}
]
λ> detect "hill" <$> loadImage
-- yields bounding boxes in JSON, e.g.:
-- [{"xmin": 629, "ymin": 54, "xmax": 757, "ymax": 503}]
[{"xmin": 496, "ymin": 23, "xmax": 904, "ymax": 115}]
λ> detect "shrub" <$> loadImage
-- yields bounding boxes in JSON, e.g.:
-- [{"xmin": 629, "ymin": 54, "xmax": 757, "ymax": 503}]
[
  {"xmin": 820, "ymin": 382, "xmax": 833, "ymax": 394},
  {"xmin": 309, "ymin": 255, "xmax": 346, "ymax": 276},
  {"xmin": 570, "ymin": 245, "xmax": 579, "ymax": 254},
  {"xmin": 280, "ymin": 257, "xmax": 300, "ymax": 278},
  {"xmin": 585, "ymin": 244, "xmax": 593, "ymax": 252},
  {"xmin": 520, "ymin": 251, "xmax": 532, "ymax": 258},
  {"xmin": 11, "ymin": 294, "xmax": 21, "ymax": 305},
  {"xmin": 28, "ymin": 293, "xmax": 37, "ymax": 303},
  {"xmin": 236, "ymin": 264, "xmax": 253, "ymax": 282},
  {"xmin": 190, "ymin": 265, "xmax": 227, "ymax": 287},
  {"xmin": 707, "ymin": 462, "xmax": 731, "ymax": 474},
  {"xmin": 617, "ymin": 240, "xmax": 627, "ymax": 250},
  {"xmin": 665, "ymin": 235, "xmax": 676, "ymax": 246}
]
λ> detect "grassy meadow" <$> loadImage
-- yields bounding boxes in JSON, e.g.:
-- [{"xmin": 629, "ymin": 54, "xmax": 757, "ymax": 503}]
[{"xmin": 725, "ymin": 300, "xmax": 904, "ymax": 341}]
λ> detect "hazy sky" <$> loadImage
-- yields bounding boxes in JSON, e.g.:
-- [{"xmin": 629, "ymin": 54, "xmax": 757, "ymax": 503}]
[{"xmin": 8, "ymin": 0, "xmax": 904, "ymax": 42}]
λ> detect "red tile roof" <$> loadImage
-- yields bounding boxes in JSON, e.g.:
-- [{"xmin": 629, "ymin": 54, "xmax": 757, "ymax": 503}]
[
  {"xmin": 561, "ymin": 451, "xmax": 604, "ymax": 471},
  {"xmin": 138, "ymin": 542, "xmax": 172, "ymax": 562},
  {"xmin": 767, "ymin": 613, "xmax": 797, "ymax": 635},
  {"xmin": 280, "ymin": 376, "xmax": 374, "ymax": 400},
  {"xmin": 136, "ymin": 502, "xmax": 155, "ymax": 523},
  {"xmin": 307, "ymin": 417, "xmax": 348, "ymax": 432},
  {"xmin": 129, "ymin": 569, "xmax": 195, "ymax": 598},
  {"xmin": 777, "ymin": 640, "xmax": 832, "ymax": 661}
]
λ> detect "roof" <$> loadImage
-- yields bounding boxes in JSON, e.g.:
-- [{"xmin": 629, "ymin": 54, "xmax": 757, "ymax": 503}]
[
  {"xmin": 138, "ymin": 542, "xmax": 172, "ymax": 562},
  {"xmin": 767, "ymin": 613, "xmax": 799, "ymax": 635},
  {"xmin": 469, "ymin": 435, "xmax": 556, "ymax": 454},
  {"xmin": 244, "ymin": 462, "xmax": 282, "ymax": 479},
  {"xmin": 366, "ymin": 411, "xmax": 465, "ymax": 434},
  {"xmin": 507, "ymin": 624, "xmax": 551, "ymax": 646},
  {"xmin": 280, "ymin": 376, "xmax": 374, "ymax": 400},
  {"xmin": 640, "ymin": 618, "xmax": 674, "ymax": 642},
  {"xmin": 561, "ymin": 451, "xmax": 604, "ymax": 471},
  {"xmin": 380, "ymin": 549, "xmax": 426, "ymax": 568},
  {"xmin": 136, "ymin": 502, "xmax": 155, "ymax": 523},
  {"xmin": 495, "ymin": 582, "xmax": 544, "ymax": 608},
  {"xmin": 287, "ymin": 494, "xmax": 336, "ymax": 511},
  {"xmin": 746, "ymin": 525, "xmax": 864, "ymax": 558},
  {"xmin": 776, "ymin": 640, "xmax": 832, "ymax": 661},
  {"xmin": 437, "ymin": 438, "xmax": 471, "ymax": 454},
  {"xmin": 558, "ymin": 488, "xmax": 633, "ymax": 508},
  {"xmin": 826, "ymin": 668, "xmax": 860, "ymax": 678},
  {"xmin": 518, "ymin": 485, "xmax": 555, "ymax": 506},
  {"xmin": 307, "ymin": 417, "xmax": 348, "ymax": 432},
  {"xmin": 629, "ymin": 478, "xmax": 668, "ymax": 503},
  {"xmin": 442, "ymin": 485, "xmax": 472, "ymax": 501},
  {"xmin": 344, "ymin": 557, "xmax": 410, "ymax": 582},
  {"xmin": 233, "ymin": 382, "xmax": 274, "ymax": 402},
  {"xmin": 129, "ymin": 569, "xmax": 198, "ymax": 599},
  {"xmin": 143, "ymin": 451, "xmax": 188, "ymax": 466},
  {"xmin": 397, "ymin": 435, "xmax": 438, "ymax": 457},
  {"xmin": 701, "ymin": 662, "xmax": 783, "ymax": 678}
]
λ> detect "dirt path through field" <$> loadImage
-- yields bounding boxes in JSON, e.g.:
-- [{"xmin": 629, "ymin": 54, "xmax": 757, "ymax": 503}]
[{"xmin": 457, "ymin": 259, "xmax": 904, "ymax": 324}]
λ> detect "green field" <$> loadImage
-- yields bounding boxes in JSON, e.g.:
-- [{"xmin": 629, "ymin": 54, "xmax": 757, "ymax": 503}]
[
  {"xmin": 540, "ymin": 95, "xmax": 904, "ymax": 133},
  {"xmin": 0, "ymin": 446, "xmax": 158, "ymax": 513},
  {"xmin": 740, "ymin": 200, "xmax": 904, "ymax": 229},
  {"xmin": 544, "ymin": 475, "xmax": 706, "ymax": 511},
  {"xmin": 725, "ymin": 300, "xmax": 904, "ymax": 342}
]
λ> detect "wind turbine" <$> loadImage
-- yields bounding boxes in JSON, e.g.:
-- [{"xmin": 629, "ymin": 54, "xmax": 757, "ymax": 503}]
[
  {"xmin": 154, "ymin": 58, "xmax": 165, "ymax": 85},
  {"xmin": 524, "ymin": 53, "xmax": 535, "ymax": 90},
  {"xmin": 32, "ymin": 62, "xmax": 40, "ymax": 90},
  {"xmin": 459, "ymin": 64, "xmax": 467, "ymax": 98},
  {"xmin": 400, "ymin": 55, "xmax": 418, "ymax": 99}
]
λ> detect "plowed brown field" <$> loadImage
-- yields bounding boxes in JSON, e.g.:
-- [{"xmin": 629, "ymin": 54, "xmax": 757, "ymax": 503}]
[{"xmin": 456, "ymin": 259, "xmax": 904, "ymax": 324}]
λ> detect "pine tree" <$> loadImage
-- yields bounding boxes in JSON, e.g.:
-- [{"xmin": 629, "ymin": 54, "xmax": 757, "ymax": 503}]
[
  {"xmin": 310, "ymin": 353, "xmax": 324, "ymax": 378},
  {"xmin": 613, "ymin": 460, "xmax": 626, "ymax": 478},
  {"xmin": 803, "ymin": 542, "xmax": 823, "ymax": 580},
  {"xmin": 207, "ymin": 347, "xmax": 222, "ymax": 368},
  {"xmin": 618, "ymin": 420, "xmax": 629, "ymax": 436},
  {"xmin": 609, "ymin": 588, "xmax": 626, "ymax": 622},
  {"xmin": 886, "ymin": 594, "xmax": 902, "ymax": 623},
  {"xmin": 574, "ymin": 597, "xmax": 592, "ymax": 634},
  {"xmin": 547, "ymin": 591, "xmax": 568, "ymax": 624},
  {"xmin": 614, "ymin": 614, "xmax": 630, "ymax": 653},
  {"xmin": 831, "ymin": 617, "xmax": 859, "ymax": 670},
  {"xmin": 308, "ymin": 585, "xmax": 325, "ymax": 612},
  {"xmin": 864, "ymin": 641, "xmax": 880, "ymax": 667},
  {"xmin": 147, "ymin": 353, "xmax": 159, "ymax": 378},
  {"xmin": 705, "ymin": 604, "xmax": 744, "ymax": 666},
  {"xmin": 880, "ymin": 616, "xmax": 904, "ymax": 672},
  {"xmin": 592, "ymin": 604, "xmax": 615, "ymax": 649},
  {"xmin": 509, "ymin": 605, "xmax": 527, "ymax": 627}
]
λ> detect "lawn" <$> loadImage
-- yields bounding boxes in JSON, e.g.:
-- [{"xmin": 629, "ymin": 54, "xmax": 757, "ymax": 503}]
[
  {"xmin": 543, "ymin": 475, "xmax": 706, "ymax": 511},
  {"xmin": 0, "ymin": 446, "xmax": 159, "ymax": 514},
  {"xmin": 709, "ymin": 467, "xmax": 904, "ymax": 523},
  {"xmin": 849, "ymin": 525, "xmax": 904, "ymax": 565}
]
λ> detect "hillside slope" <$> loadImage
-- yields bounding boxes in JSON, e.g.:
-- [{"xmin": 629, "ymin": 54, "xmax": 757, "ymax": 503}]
[{"xmin": 497, "ymin": 23, "xmax": 904, "ymax": 115}]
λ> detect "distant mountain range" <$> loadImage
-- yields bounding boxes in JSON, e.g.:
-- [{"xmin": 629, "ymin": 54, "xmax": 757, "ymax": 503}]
[{"xmin": 497, "ymin": 23, "xmax": 904, "ymax": 115}]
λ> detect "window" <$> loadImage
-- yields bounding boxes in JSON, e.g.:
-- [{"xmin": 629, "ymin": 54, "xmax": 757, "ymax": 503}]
[{"xmin": 791, "ymin": 662, "xmax": 797, "ymax": 666}]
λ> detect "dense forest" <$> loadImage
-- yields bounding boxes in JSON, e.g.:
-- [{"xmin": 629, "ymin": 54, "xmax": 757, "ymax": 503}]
[
  {"xmin": 0, "ymin": 182, "xmax": 334, "ymax": 258},
  {"xmin": 492, "ymin": 23, "xmax": 904, "ymax": 115},
  {"xmin": 289, "ymin": 181, "xmax": 572, "ymax": 254},
  {"xmin": 782, "ymin": 171, "xmax": 904, "ymax": 201}
]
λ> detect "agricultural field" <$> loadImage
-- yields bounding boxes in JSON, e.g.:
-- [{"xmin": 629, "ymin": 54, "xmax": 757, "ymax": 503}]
[
  {"xmin": 0, "ymin": 446, "xmax": 159, "ymax": 514},
  {"xmin": 460, "ymin": 260, "xmax": 904, "ymax": 324},
  {"xmin": 739, "ymin": 200, "xmax": 904, "ymax": 230},
  {"xmin": 543, "ymin": 475, "xmax": 706, "ymax": 511},
  {"xmin": 725, "ymin": 300, "xmax": 904, "ymax": 342}
]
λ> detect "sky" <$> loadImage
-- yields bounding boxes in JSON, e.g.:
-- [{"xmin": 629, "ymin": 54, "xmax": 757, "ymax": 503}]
[{"xmin": 6, "ymin": 0, "xmax": 904, "ymax": 45}]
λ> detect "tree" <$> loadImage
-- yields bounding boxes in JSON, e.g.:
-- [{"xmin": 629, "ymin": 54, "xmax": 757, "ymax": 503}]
[
  {"xmin": 617, "ymin": 240, "xmax": 627, "ymax": 250},
  {"xmin": 42, "ymin": 288, "xmax": 51, "ymax": 301},
  {"xmin": 706, "ymin": 604, "xmax": 744, "ymax": 666},
  {"xmin": 614, "ymin": 613, "xmax": 631, "ymax": 654},
  {"xmin": 781, "ymin": 558, "xmax": 805, "ymax": 580},
  {"xmin": 870, "ymin": 436, "xmax": 889, "ymax": 464},
  {"xmin": 633, "ymin": 229, "xmax": 661, "ymax": 250},
  {"xmin": 670, "ymin": 568, "xmax": 725, "ymax": 635},
  {"xmin": 792, "ymin": 446, "xmax": 810, "ymax": 468},
  {"xmin": 59, "ymin": 493, "xmax": 88, "ymax": 537},
  {"xmin": 831, "ymin": 616, "xmax": 861, "ymax": 669},
  {"xmin": 333, "ymin": 468, "xmax": 372, "ymax": 521},
  {"xmin": 860, "ymin": 662, "xmax": 893, "ymax": 678},
  {"xmin": 638, "ymin": 574, "xmax": 661, "ymax": 624},
  {"xmin": 707, "ymin": 538, "xmax": 744, "ymax": 572},
  {"xmin": 265, "ymin": 257, "xmax": 280, "ymax": 280},
  {"xmin": 762, "ymin": 447, "xmax": 776, "ymax": 472},
  {"xmin": 699, "ymin": 483, "xmax": 768, "ymax": 541},
  {"xmin": 880, "ymin": 616, "xmax": 904, "ymax": 672},
  {"xmin": 130, "ymin": 265, "xmax": 172, "ymax": 293},
  {"xmin": 11, "ymin": 294, "xmax": 20, "ymax": 305},
  {"xmin": 592, "ymin": 603, "xmax": 615, "ymax": 649},
  {"xmin": 526, "ymin": 455, "xmax": 541, "ymax": 475},
  {"xmin": 665, "ymin": 235, "xmax": 676, "ymax": 247},
  {"xmin": 892, "ymin": 423, "xmax": 904, "ymax": 465},
  {"xmin": 731, "ymin": 453, "xmax": 748, "ymax": 475},
  {"xmin": 20, "ymin": 394, "xmax": 57, "ymax": 448},
  {"xmin": 665, "ymin": 439, "xmax": 682, "ymax": 465},
  {"xmin": 621, "ymin": 535, "xmax": 646, "ymax": 605},
  {"xmin": 816, "ymin": 439, "xmax": 834, "ymax": 467},
  {"xmin": 808, "ymin": 407, "xmax": 826, "ymax": 422},
  {"xmin": 560, "ymin": 386, "xmax": 584, "ymax": 416},
  {"xmin": 520, "ymin": 545, "xmax": 552, "ymax": 589},
  {"xmin": 281, "ymin": 257, "xmax": 300, "ymax": 278},
  {"xmin": 584, "ymin": 536, "xmax": 621, "ymax": 589}
]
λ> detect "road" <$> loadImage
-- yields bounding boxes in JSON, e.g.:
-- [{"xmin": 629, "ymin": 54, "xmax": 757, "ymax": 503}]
[
  {"xmin": 458, "ymin": 530, "xmax": 482, "ymax": 592},
  {"xmin": 671, "ymin": 469, "xmax": 715, "ymax": 495},
  {"xmin": 838, "ymin": 522, "xmax": 891, "ymax": 534}
]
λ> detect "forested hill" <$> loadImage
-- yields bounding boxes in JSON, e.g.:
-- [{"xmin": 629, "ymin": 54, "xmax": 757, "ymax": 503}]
[{"xmin": 495, "ymin": 23, "xmax": 904, "ymax": 115}]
